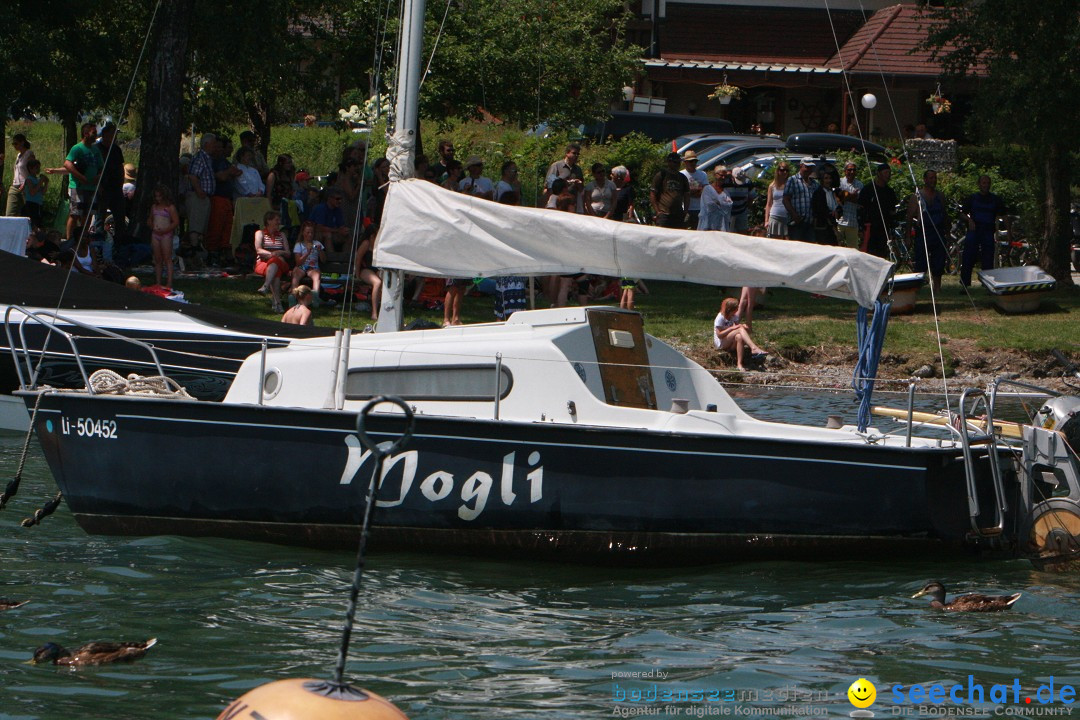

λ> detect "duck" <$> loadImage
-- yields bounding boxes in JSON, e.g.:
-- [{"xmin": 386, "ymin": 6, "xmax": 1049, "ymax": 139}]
[
  {"xmin": 0, "ymin": 599, "xmax": 29, "ymax": 611},
  {"xmin": 912, "ymin": 581, "xmax": 1021, "ymax": 611},
  {"xmin": 31, "ymin": 638, "xmax": 157, "ymax": 666}
]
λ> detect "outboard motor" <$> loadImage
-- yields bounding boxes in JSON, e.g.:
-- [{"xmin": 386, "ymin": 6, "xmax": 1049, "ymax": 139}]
[
  {"xmin": 1034, "ymin": 396, "xmax": 1080, "ymax": 453},
  {"xmin": 1020, "ymin": 394, "xmax": 1080, "ymax": 570}
]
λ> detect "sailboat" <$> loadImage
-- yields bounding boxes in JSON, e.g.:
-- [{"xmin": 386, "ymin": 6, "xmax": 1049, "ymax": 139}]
[
  {"xmin": 10, "ymin": 0, "xmax": 1080, "ymax": 566},
  {"xmin": 0, "ymin": 251, "xmax": 334, "ymax": 431}
]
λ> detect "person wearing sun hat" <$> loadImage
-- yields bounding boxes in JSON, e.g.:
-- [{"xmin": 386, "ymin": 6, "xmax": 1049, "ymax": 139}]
[
  {"xmin": 782, "ymin": 156, "xmax": 819, "ymax": 242},
  {"xmin": 458, "ymin": 156, "xmax": 493, "ymax": 200},
  {"xmin": 680, "ymin": 149, "xmax": 708, "ymax": 229},
  {"xmin": 727, "ymin": 166, "xmax": 757, "ymax": 234}
]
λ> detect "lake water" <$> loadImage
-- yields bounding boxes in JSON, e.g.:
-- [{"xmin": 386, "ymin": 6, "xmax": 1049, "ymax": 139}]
[{"xmin": 2, "ymin": 388, "xmax": 1078, "ymax": 720}]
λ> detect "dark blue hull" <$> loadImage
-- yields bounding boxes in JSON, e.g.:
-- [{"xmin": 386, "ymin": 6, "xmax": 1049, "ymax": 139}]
[{"xmin": 25, "ymin": 392, "xmax": 1014, "ymax": 563}]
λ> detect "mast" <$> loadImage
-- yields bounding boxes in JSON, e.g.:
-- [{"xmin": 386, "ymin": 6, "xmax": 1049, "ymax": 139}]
[{"xmin": 377, "ymin": 0, "xmax": 426, "ymax": 333}]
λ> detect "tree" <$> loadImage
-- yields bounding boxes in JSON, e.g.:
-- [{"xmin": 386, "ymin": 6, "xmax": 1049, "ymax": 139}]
[
  {"xmin": 14, "ymin": 1, "xmax": 150, "ymax": 149},
  {"xmin": 188, "ymin": 0, "xmax": 373, "ymax": 154},
  {"xmin": 131, "ymin": 0, "xmax": 195, "ymax": 241},
  {"xmin": 417, "ymin": 0, "xmax": 641, "ymax": 128},
  {"xmin": 923, "ymin": 0, "xmax": 1079, "ymax": 285}
]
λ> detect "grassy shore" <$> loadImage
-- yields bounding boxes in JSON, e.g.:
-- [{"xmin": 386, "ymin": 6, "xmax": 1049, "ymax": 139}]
[{"xmin": 169, "ymin": 270, "xmax": 1080, "ymax": 385}]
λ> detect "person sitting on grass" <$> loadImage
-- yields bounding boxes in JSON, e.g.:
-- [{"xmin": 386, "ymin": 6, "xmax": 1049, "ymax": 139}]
[
  {"xmin": 254, "ymin": 210, "xmax": 292, "ymax": 313},
  {"xmin": 353, "ymin": 225, "xmax": 382, "ymax": 322},
  {"xmin": 291, "ymin": 220, "xmax": 325, "ymax": 302},
  {"xmin": 713, "ymin": 297, "xmax": 768, "ymax": 371},
  {"xmin": 281, "ymin": 284, "xmax": 314, "ymax": 326}
]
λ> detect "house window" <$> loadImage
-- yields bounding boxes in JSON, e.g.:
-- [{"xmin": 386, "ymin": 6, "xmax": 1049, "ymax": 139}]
[{"xmin": 345, "ymin": 365, "xmax": 513, "ymax": 402}]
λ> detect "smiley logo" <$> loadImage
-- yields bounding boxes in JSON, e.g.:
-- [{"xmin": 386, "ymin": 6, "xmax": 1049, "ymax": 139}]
[{"xmin": 848, "ymin": 678, "xmax": 876, "ymax": 708}]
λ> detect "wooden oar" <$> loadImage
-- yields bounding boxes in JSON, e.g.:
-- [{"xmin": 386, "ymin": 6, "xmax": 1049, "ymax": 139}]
[{"xmin": 871, "ymin": 406, "xmax": 1025, "ymax": 439}]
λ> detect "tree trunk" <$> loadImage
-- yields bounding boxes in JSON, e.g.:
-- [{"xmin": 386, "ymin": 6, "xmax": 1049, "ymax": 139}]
[
  {"xmin": 62, "ymin": 115, "xmax": 78, "ymax": 155},
  {"xmin": 244, "ymin": 98, "xmax": 273, "ymax": 159},
  {"xmin": 1040, "ymin": 142, "xmax": 1074, "ymax": 286},
  {"xmin": 132, "ymin": 0, "xmax": 194, "ymax": 242}
]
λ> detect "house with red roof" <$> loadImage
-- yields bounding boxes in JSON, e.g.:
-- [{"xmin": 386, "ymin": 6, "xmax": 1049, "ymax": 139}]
[{"xmin": 626, "ymin": 1, "xmax": 970, "ymax": 140}]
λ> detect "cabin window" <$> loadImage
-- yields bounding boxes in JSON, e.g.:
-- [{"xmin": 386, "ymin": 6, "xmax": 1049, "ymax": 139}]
[{"xmin": 345, "ymin": 365, "xmax": 513, "ymax": 401}]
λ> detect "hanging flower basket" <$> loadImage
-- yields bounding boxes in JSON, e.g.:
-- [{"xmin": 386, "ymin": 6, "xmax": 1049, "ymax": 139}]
[
  {"xmin": 926, "ymin": 93, "xmax": 951, "ymax": 115},
  {"xmin": 709, "ymin": 83, "xmax": 742, "ymax": 105}
]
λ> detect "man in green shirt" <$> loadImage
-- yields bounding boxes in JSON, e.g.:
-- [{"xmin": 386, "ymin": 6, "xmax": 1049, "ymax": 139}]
[{"xmin": 62, "ymin": 122, "xmax": 104, "ymax": 241}]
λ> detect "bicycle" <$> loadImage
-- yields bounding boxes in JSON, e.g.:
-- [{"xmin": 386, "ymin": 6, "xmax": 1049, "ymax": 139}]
[
  {"xmin": 887, "ymin": 226, "xmax": 916, "ymax": 274},
  {"xmin": 943, "ymin": 201, "xmax": 967, "ymax": 275}
]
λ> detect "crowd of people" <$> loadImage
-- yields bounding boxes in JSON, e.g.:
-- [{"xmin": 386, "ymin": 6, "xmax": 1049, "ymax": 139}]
[
  {"xmin": 3, "ymin": 127, "xmax": 1016, "ymax": 340},
  {"xmin": 2, "ymin": 123, "xmax": 141, "ymax": 283}
]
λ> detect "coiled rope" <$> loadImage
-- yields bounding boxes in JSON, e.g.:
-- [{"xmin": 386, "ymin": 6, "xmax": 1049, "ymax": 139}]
[{"xmin": 87, "ymin": 369, "xmax": 194, "ymax": 399}]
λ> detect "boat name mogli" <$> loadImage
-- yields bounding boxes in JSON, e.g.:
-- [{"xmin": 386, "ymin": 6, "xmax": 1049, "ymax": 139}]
[{"xmin": 339, "ymin": 436, "xmax": 544, "ymax": 521}]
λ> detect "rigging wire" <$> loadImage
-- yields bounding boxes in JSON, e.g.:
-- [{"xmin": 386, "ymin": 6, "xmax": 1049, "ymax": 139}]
[
  {"xmin": 822, "ymin": 0, "xmax": 957, "ymax": 417},
  {"xmin": 420, "ymin": 0, "xmax": 454, "ymax": 89},
  {"xmin": 337, "ymin": 0, "xmax": 400, "ymax": 332},
  {"xmin": 4, "ymin": 0, "xmax": 163, "ymax": 522},
  {"xmin": 370, "ymin": 0, "xmax": 397, "ymax": 120},
  {"xmin": 845, "ymin": 0, "xmax": 956, "ymax": 414},
  {"xmin": 41, "ymin": 0, "xmax": 163, "ymax": 357}
]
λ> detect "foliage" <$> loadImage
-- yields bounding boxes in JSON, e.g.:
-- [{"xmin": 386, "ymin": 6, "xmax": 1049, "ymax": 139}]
[
  {"xmin": 708, "ymin": 84, "xmax": 743, "ymax": 101},
  {"xmin": 187, "ymin": 0, "xmax": 376, "ymax": 145},
  {"xmin": 337, "ymin": 97, "xmax": 392, "ymax": 131},
  {"xmin": 921, "ymin": 0, "xmax": 1080, "ymax": 281},
  {"xmin": 926, "ymin": 93, "xmax": 951, "ymax": 115},
  {"xmin": 267, "ymin": 123, "xmax": 387, "ymax": 179},
  {"xmin": 4, "ymin": 0, "xmax": 150, "ymax": 144},
  {"xmin": 417, "ymin": 0, "xmax": 642, "ymax": 129}
]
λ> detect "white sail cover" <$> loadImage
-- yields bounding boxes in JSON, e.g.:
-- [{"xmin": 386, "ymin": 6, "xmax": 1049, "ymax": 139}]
[{"xmin": 376, "ymin": 179, "xmax": 892, "ymax": 307}]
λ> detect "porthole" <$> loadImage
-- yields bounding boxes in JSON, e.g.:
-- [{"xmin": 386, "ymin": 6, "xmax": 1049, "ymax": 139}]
[{"xmin": 263, "ymin": 368, "xmax": 282, "ymax": 400}]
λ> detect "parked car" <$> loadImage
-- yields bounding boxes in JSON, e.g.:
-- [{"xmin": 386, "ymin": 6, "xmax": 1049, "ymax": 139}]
[
  {"xmin": 731, "ymin": 152, "xmax": 838, "ymax": 185},
  {"xmin": 694, "ymin": 138, "xmax": 787, "ymax": 173},
  {"xmin": 785, "ymin": 133, "xmax": 888, "ymax": 158},
  {"xmin": 672, "ymin": 133, "xmax": 776, "ymax": 155},
  {"xmin": 728, "ymin": 133, "xmax": 889, "ymax": 184},
  {"xmin": 586, "ymin": 112, "xmax": 734, "ymax": 142}
]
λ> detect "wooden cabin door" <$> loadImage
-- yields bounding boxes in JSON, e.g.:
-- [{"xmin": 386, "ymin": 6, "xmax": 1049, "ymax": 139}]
[{"xmin": 587, "ymin": 309, "xmax": 657, "ymax": 410}]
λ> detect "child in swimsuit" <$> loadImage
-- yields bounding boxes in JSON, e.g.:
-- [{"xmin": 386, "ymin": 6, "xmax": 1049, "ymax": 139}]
[
  {"xmin": 291, "ymin": 220, "xmax": 325, "ymax": 299},
  {"xmin": 148, "ymin": 184, "xmax": 179, "ymax": 288}
]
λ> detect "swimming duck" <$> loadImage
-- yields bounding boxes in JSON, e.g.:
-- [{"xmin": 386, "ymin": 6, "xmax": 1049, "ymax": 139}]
[
  {"xmin": 0, "ymin": 599, "xmax": 29, "ymax": 611},
  {"xmin": 912, "ymin": 581, "xmax": 1021, "ymax": 611},
  {"xmin": 31, "ymin": 638, "xmax": 157, "ymax": 666}
]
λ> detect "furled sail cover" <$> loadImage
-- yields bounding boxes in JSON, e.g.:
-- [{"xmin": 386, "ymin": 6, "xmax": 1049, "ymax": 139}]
[{"xmin": 376, "ymin": 179, "xmax": 892, "ymax": 308}]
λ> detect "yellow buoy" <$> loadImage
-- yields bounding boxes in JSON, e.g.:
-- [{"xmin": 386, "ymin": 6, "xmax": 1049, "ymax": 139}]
[{"xmin": 217, "ymin": 678, "xmax": 409, "ymax": 720}]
